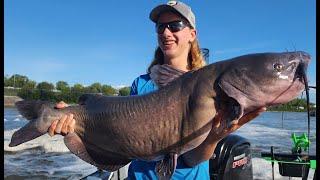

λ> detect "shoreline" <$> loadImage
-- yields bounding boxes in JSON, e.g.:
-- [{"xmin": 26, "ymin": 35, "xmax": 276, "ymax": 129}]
[{"xmin": 4, "ymin": 96, "xmax": 23, "ymax": 107}]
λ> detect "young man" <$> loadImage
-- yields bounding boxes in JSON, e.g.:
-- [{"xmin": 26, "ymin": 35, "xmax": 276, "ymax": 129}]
[{"xmin": 127, "ymin": 1, "xmax": 209, "ymax": 179}]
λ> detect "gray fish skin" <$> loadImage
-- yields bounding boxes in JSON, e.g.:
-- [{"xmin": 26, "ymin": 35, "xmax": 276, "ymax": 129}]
[{"xmin": 9, "ymin": 51, "xmax": 310, "ymax": 175}]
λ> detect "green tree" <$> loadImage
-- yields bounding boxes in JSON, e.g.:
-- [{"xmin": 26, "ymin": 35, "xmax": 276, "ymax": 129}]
[
  {"xmin": 102, "ymin": 84, "xmax": 117, "ymax": 95},
  {"xmin": 22, "ymin": 80, "xmax": 37, "ymax": 89},
  {"xmin": 35, "ymin": 81, "xmax": 55, "ymax": 101},
  {"xmin": 18, "ymin": 88, "xmax": 39, "ymax": 100},
  {"xmin": 72, "ymin": 83, "xmax": 84, "ymax": 91},
  {"xmin": 118, "ymin": 86, "xmax": 131, "ymax": 96},
  {"xmin": 5, "ymin": 74, "xmax": 14, "ymax": 87},
  {"xmin": 70, "ymin": 83, "xmax": 85, "ymax": 102},
  {"xmin": 37, "ymin": 81, "xmax": 55, "ymax": 90},
  {"xmin": 7, "ymin": 74, "xmax": 29, "ymax": 88},
  {"xmin": 4, "ymin": 74, "xmax": 9, "ymax": 86},
  {"xmin": 88, "ymin": 82, "xmax": 102, "ymax": 93},
  {"xmin": 56, "ymin": 81, "xmax": 69, "ymax": 92}
]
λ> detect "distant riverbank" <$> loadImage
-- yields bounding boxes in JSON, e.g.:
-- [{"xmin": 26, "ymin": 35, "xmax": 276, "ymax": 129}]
[{"xmin": 4, "ymin": 96, "xmax": 23, "ymax": 107}]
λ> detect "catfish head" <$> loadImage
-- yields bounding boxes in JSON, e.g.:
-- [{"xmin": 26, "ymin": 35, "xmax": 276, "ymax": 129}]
[{"xmin": 218, "ymin": 51, "xmax": 311, "ymax": 115}]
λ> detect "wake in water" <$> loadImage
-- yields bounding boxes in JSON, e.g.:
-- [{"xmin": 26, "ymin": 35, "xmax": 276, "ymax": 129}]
[
  {"xmin": 4, "ymin": 129, "xmax": 97, "ymax": 179},
  {"xmin": 4, "ymin": 129, "xmax": 69, "ymax": 153}
]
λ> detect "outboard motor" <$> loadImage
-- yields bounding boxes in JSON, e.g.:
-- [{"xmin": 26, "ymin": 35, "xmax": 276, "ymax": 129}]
[{"xmin": 209, "ymin": 134, "xmax": 253, "ymax": 180}]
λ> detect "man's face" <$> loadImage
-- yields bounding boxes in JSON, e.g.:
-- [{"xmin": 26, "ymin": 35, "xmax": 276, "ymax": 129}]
[{"xmin": 157, "ymin": 12, "xmax": 196, "ymax": 59}]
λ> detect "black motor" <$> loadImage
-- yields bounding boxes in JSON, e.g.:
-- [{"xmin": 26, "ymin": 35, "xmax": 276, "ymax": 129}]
[{"xmin": 209, "ymin": 134, "xmax": 253, "ymax": 180}]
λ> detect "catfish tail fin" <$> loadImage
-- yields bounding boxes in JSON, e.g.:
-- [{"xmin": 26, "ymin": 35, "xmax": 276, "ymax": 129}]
[
  {"xmin": 9, "ymin": 100, "xmax": 56, "ymax": 147},
  {"xmin": 9, "ymin": 120, "xmax": 46, "ymax": 147}
]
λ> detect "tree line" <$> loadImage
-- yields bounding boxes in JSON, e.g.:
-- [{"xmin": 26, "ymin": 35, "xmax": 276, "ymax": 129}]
[
  {"xmin": 4, "ymin": 74, "xmax": 131, "ymax": 103},
  {"xmin": 267, "ymin": 98, "xmax": 316, "ymax": 112}
]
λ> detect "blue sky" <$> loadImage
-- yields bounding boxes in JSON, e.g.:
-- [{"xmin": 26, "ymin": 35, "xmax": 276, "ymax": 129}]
[{"xmin": 4, "ymin": 0, "xmax": 316, "ymax": 102}]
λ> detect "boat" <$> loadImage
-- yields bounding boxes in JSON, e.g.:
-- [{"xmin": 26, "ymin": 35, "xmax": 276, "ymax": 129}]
[
  {"xmin": 261, "ymin": 133, "xmax": 316, "ymax": 180},
  {"xmin": 81, "ymin": 169, "xmax": 113, "ymax": 180}
]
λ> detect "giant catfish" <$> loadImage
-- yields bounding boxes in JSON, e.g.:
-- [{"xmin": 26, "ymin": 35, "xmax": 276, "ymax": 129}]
[{"xmin": 9, "ymin": 51, "xmax": 310, "ymax": 179}]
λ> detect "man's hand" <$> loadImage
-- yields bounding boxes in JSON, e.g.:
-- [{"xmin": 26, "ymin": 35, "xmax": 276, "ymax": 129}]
[
  {"xmin": 209, "ymin": 107, "xmax": 267, "ymax": 142},
  {"xmin": 48, "ymin": 101, "xmax": 76, "ymax": 136}
]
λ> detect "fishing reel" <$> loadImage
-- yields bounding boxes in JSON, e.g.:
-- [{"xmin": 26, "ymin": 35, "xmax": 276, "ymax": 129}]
[{"xmin": 291, "ymin": 133, "xmax": 310, "ymax": 154}]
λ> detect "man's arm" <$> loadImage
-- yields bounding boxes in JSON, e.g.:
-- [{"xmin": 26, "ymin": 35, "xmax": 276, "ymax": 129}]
[{"xmin": 182, "ymin": 107, "xmax": 266, "ymax": 167}]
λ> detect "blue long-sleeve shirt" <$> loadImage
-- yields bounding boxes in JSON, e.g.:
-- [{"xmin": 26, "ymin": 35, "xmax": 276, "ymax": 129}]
[{"xmin": 127, "ymin": 73, "xmax": 209, "ymax": 180}]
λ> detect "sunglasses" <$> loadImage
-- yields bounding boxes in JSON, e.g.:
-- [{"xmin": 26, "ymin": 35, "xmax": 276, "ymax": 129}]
[{"xmin": 156, "ymin": 20, "xmax": 190, "ymax": 34}]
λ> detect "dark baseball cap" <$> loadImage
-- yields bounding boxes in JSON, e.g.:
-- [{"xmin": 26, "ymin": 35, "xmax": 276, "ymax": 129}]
[{"xmin": 149, "ymin": 1, "xmax": 196, "ymax": 29}]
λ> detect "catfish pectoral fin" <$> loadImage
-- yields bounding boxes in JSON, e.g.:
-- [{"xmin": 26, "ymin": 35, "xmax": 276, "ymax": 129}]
[
  {"xmin": 64, "ymin": 133, "xmax": 130, "ymax": 171},
  {"xmin": 155, "ymin": 153, "xmax": 178, "ymax": 180}
]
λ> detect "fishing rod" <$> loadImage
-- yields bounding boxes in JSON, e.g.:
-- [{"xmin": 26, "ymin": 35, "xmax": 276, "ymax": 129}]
[
  {"xmin": 300, "ymin": 52, "xmax": 313, "ymax": 156},
  {"xmin": 304, "ymin": 79, "xmax": 311, "ymax": 156}
]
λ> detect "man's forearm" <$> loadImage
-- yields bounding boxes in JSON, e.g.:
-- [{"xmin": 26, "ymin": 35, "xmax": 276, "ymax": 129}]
[{"xmin": 182, "ymin": 108, "xmax": 266, "ymax": 167}]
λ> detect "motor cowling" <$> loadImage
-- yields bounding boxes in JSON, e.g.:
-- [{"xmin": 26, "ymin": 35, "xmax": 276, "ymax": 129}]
[{"xmin": 209, "ymin": 134, "xmax": 253, "ymax": 180}]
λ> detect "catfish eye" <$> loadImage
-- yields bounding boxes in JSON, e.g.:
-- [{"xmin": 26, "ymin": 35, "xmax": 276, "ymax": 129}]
[{"xmin": 273, "ymin": 63, "xmax": 284, "ymax": 72}]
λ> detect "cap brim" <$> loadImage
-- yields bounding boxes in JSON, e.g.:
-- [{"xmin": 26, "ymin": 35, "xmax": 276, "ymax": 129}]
[{"xmin": 149, "ymin": 5, "xmax": 181, "ymax": 23}]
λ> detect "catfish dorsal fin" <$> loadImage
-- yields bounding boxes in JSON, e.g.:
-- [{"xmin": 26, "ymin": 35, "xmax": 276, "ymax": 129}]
[
  {"xmin": 150, "ymin": 64, "xmax": 186, "ymax": 87},
  {"xmin": 78, "ymin": 93, "xmax": 104, "ymax": 105},
  {"xmin": 15, "ymin": 100, "xmax": 54, "ymax": 120}
]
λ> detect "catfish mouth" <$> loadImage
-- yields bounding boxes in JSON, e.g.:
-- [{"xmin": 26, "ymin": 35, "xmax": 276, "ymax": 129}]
[
  {"xmin": 293, "ymin": 59, "xmax": 308, "ymax": 85},
  {"xmin": 291, "ymin": 53, "xmax": 311, "ymax": 91}
]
